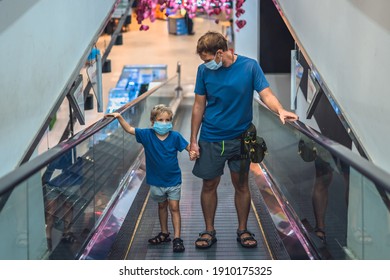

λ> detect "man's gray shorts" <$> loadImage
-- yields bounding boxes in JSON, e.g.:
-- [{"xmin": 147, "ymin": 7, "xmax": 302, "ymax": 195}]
[{"xmin": 192, "ymin": 139, "xmax": 250, "ymax": 180}]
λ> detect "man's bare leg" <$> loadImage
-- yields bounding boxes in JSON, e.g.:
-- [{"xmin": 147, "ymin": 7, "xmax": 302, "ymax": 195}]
[
  {"xmin": 231, "ymin": 171, "xmax": 257, "ymax": 247},
  {"xmin": 195, "ymin": 177, "xmax": 220, "ymax": 247}
]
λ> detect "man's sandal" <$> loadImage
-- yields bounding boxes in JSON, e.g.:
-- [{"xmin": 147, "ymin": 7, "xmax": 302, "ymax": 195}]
[
  {"xmin": 148, "ymin": 232, "xmax": 171, "ymax": 244},
  {"xmin": 195, "ymin": 230, "xmax": 217, "ymax": 249},
  {"xmin": 237, "ymin": 229, "xmax": 257, "ymax": 248},
  {"xmin": 314, "ymin": 228, "xmax": 327, "ymax": 244},
  {"xmin": 172, "ymin": 238, "xmax": 185, "ymax": 253}
]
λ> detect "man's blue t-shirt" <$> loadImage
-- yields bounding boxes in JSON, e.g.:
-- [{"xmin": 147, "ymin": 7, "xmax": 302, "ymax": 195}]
[
  {"xmin": 194, "ymin": 55, "xmax": 269, "ymax": 141},
  {"xmin": 135, "ymin": 128, "xmax": 188, "ymax": 187}
]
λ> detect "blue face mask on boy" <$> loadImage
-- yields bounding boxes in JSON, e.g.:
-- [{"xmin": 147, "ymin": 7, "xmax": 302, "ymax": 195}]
[
  {"xmin": 204, "ymin": 53, "xmax": 222, "ymax": 70},
  {"xmin": 153, "ymin": 121, "xmax": 172, "ymax": 135}
]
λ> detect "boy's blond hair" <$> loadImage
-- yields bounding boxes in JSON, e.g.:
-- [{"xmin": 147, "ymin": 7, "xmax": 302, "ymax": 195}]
[{"xmin": 150, "ymin": 104, "xmax": 173, "ymax": 122}]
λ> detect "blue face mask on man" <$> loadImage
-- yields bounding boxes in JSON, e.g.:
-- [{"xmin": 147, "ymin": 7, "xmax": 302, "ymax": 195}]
[
  {"xmin": 153, "ymin": 121, "xmax": 172, "ymax": 135},
  {"xmin": 204, "ymin": 52, "xmax": 222, "ymax": 70}
]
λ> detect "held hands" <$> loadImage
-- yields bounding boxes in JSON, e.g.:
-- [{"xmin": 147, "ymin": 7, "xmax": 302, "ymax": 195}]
[
  {"xmin": 189, "ymin": 142, "xmax": 200, "ymax": 161},
  {"xmin": 189, "ymin": 150, "xmax": 197, "ymax": 161}
]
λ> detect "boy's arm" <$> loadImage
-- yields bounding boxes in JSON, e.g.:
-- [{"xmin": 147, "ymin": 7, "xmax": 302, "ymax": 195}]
[{"xmin": 105, "ymin": 113, "xmax": 135, "ymax": 135}]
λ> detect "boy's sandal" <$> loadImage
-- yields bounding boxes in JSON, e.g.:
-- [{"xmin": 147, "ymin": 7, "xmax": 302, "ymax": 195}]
[
  {"xmin": 148, "ymin": 232, "xmax": 171, "ymax": 244},
  {"xmin": 236, "ymin": 229, "xmax": 257, "ymax": 248},
  {"xmin": 195, "ymin": 230, "xmax": 217, "ymax": 249},
  {"xmin": 172, "ymin": 238, "xmax": 185, "ymax": 253},
  {"xmin": 314, "ymin": 227, "xmax": 327, "ymax": 244}
]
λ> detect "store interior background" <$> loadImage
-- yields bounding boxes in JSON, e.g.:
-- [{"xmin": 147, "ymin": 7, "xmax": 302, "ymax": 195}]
[
  {"xmin": 1, "ymin": 0, "xmax": 389, "ymax": 261},
  {"xmin": 37, "ymin": 1, "xmax": 289, "ymax": 158}
]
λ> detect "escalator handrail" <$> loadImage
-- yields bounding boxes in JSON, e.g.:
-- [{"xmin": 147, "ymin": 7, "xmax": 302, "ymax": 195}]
[
  {"xmin": 0, "ymin": 75, "xmax": 178, "ymax": 196},
  {"xmin": 254, "ymin": 98, "xmax": 390, "ymax": 193}
]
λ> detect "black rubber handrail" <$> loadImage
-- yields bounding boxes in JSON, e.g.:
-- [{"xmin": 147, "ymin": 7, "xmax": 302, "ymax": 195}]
[
  {"xmin": 255, "ymin": 98, "xmax": 390, "ymax": 193},
  {"xmin": 0, "ymin": 75, "xmax": 178, "ymax": 196},
  {"xmin": 1, "ymin": 80, "xmax": 389, "ymax": 199}
]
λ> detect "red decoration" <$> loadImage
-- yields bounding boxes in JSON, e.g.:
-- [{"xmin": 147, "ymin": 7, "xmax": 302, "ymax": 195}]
[{"xmin": 134, "ymin": 0, "xmax": 247, "ymax": 31}]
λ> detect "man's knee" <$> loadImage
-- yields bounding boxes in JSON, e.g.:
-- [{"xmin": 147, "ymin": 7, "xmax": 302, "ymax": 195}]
[
  {"xmin": 235, "ymin": 184, "xmax": 250, "ymax": 195},
  {"xmin": 202, "ymin": 178, "xmax": 220, "ymax": 192},
  {"xmin": 231, "ymin": 172, "xmax": 249, "ymax": 190}
]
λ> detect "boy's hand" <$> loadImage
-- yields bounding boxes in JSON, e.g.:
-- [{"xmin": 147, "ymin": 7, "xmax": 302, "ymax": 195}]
[
  {"xmin": 105, "ymin": 112, "xmax": 120, "ymax": 118},
  {"xmin": 189, "ymin": 150, "xmax": 198, "ymax": 161},
  {"xmin": 189, "ymin": 142, "xmax": 200, "ymax": 161}
]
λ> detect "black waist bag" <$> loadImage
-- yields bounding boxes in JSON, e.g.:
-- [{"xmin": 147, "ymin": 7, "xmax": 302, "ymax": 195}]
[{"xmin": 241, "ymin": 124, "xmax": 267, "ymax": 163}]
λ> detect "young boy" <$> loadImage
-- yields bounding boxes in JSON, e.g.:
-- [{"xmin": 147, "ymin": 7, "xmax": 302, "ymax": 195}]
[{"xmin": 106, "ymin": 104, "xmax": 193, "ymax": 253}]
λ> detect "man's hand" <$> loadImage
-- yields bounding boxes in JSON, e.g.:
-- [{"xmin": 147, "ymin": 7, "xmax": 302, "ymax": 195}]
[{"xmin": 278, "ymin": 109, "xmax": 298, "ymax": 124}]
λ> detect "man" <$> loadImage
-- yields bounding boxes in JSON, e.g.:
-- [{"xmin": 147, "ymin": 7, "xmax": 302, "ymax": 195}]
[{"xmin": 190, "ymin": 31, "xmax": 298, "ymax": 249}]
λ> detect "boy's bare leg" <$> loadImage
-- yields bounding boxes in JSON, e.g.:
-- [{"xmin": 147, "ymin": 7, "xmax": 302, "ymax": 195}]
[
  {"xmin": 158, "ymin": 200, "xmax": 169, "ymax": 234},
  {"xmin": 169, "ymin": 199, "xmax": 181, "ymax": 238}
]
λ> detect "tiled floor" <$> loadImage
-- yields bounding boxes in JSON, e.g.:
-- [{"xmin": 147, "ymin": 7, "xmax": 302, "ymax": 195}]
[{"xmin": 38, "ymin": 14, "xmax": 225, "ymax": 155}]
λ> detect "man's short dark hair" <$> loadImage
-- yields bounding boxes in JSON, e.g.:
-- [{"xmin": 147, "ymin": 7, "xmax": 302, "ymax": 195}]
[{"xmin": 196, "ymin": 31, "xmax": 228, "ymax": 55}]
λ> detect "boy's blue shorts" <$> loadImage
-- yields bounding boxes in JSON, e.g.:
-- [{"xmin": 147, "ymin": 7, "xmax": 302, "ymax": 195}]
[{"xmin": 149, "ymin": 184, "xmax": 181, "ymax": 203}]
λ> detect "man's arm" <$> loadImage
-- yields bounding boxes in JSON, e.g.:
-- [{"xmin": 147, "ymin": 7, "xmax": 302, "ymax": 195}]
[
  {"xmin": 190, "ymin": 94, "xmax": 206, "ymax": 158},
  {"xmin": 258, "ymin": 87, "xmax": 298, "ymax": 124},
  {"xmin": 105, "ymin": 113, "xmax": 135, "ymax": 135}
]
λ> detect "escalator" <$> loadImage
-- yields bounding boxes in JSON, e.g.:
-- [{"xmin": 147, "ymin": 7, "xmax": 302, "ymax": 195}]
[
  {"xmin": 105, "ymin": 101, "xmax": 292, "ymax": 260},
  {"xmin": 1, "ymin": 73, "xmax": 389, "ymax": 260}
]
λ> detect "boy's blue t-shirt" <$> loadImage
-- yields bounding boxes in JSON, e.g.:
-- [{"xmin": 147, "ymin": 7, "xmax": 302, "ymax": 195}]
[
  {"xmin": 194, "ymin": 55, "xmax": 269, "ymax": 141},
  {"xmin": 135, "ymin": 128, "xmax": 188, "ymax": 187}
]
